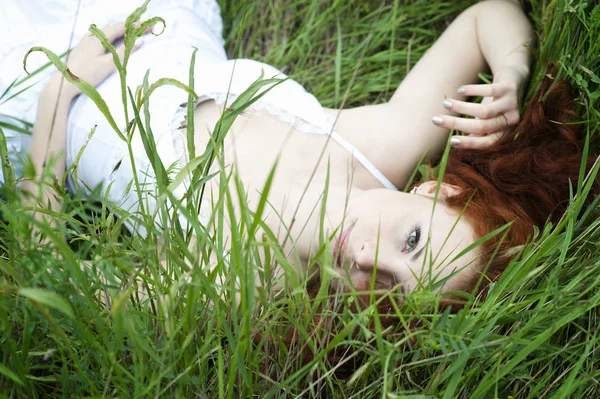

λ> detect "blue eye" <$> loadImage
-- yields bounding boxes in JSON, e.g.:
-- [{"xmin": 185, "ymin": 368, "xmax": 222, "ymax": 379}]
[{"xmin": 404, "ymin": 227, "xmax": 421, "ymax": 253}]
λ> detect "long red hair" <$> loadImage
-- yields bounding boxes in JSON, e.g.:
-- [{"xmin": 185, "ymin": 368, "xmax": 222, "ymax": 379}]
[
  {"xmin": 441, "ymin": 71, "xmax": 597, "ymax": 297},
  {"xmin": 277, "ymin": 71, "xmax": 598, "ymax": 372}
]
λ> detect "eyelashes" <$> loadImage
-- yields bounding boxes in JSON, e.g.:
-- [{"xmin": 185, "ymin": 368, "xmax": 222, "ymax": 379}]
[{"xmin": 403, "ymin": 225, "xmax": 421, "ymax": 253}]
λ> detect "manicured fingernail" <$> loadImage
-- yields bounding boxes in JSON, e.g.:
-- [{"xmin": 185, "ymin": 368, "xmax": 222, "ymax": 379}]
[
  {"xmin": 432, "ymin": 116, "xmax": 444, "ymax": 125},
  {"xmin": 442, "ymin": 99, "xmax": 452, "ymax": 109},
  {"xmin": 457, "ymin": 87, "xmax": 466, "ymax": 94},
  {"xmin": 450, "ymin": 137, "xmax": 461, "ymax": 147}
]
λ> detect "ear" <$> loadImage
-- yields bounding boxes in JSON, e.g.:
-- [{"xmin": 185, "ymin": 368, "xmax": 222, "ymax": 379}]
[{"xmin": 416, "ymin": 181, "xmax": 463, "ymax": 200}]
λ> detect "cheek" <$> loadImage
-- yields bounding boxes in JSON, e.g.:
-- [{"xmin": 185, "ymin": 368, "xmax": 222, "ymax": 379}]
[{"xmin": 350, "ymin": 219, "xmax": 401, "ymax": 251}]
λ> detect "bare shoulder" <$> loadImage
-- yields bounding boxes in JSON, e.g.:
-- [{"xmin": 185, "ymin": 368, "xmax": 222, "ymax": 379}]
[{"xmin": 325, "ymin": 103, "xmax": 446, "ymax": 189}]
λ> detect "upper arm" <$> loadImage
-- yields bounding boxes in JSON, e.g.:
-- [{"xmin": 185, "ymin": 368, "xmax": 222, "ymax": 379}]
[{"xmin": 329, "ymin": 3, "xmax": 488, "ymax": 188}]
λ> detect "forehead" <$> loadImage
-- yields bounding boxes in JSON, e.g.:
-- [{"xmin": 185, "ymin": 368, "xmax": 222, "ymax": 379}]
[
  {"xmin": 353, "ymin": 189, "xmax": 481, "ymax": 284},
  {"xmin": 430, "ymin": 205, "xmax": 477, "ymax": 256},
  {"xmin": 375, "ymin": 190, "xmax": 480, "ymax": 288},
  {"xmin": 417, "ymin": 200, "xmax": 480, "ymax": 290},
  {"xmin": 362, "ymin": 190, "xmax": 478, "ymax": 272}
]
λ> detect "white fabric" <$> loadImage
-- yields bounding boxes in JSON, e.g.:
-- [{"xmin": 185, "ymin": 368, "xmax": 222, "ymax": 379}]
[
  {"xmin": 0, "ymin": 0, "xmax": 223, "ymax": 187},
  {"xmin": 184, "ymin": 59, "xmax": 399, "ymax": 190},
  {"xmin": 0, "ymin": 0, "xmax": 397, "ymax": 233},
  {"xmin": 65, "ymin": 1, "xmax": 227, "ymax": 232}
]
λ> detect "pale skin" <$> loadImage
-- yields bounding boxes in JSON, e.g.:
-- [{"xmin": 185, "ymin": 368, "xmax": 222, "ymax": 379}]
[
  {"xmin": 26, "ymin": 0, "xmax": 533, "ymax": 293},
  {"xmin": 23, "ymin": 23, "xmax": 142, "ymax": 231}
]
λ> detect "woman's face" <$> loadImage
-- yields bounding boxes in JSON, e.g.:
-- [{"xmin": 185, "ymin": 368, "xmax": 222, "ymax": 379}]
[{"xmin": 337, "ymin": 186, "xmax": 480, "ymax": 294}]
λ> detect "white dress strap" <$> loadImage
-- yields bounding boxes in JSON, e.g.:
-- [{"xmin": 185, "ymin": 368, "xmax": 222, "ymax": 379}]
[
  {"xmin": 192, "ymin": 59, "xmax": 400, "ymax": 191},
  {"xmin": 329, "ymin": 131, "xmax": 398, "ymax": 191}
]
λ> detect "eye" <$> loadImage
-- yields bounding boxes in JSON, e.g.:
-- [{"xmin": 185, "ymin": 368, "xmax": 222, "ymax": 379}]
[{"xmin": 403, "ymin": 227, "xmax": 421, "ymax": 253}]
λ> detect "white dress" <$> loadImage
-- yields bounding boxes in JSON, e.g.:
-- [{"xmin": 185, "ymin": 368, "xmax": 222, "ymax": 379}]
[
  {"xmin": 0, "ymin": 0, "xmax": 223, "ymax": 179},
  {"xmin": 0, "ymin": 0, "xmax": 396, "ymax": 233}
]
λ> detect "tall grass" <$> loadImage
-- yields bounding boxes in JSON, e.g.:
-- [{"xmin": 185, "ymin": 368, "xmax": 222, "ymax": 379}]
[{"xmin": 1, "ymin": 0, "xmax": 599, "ymax": 397}]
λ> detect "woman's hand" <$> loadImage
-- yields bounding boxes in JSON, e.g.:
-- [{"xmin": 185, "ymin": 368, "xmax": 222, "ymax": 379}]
[
  {"xmin": 432, "ymin": 65, "xmax": 529, "ymax": 150},
  {"xmin": 50, "ymin": 22, "xmax": 143, "ymax": 99}
]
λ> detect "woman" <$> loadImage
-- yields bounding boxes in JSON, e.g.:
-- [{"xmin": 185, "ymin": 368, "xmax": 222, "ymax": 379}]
[{"xmin": 2, "ymin": 0, "xmax": 583, "ymax": 300}]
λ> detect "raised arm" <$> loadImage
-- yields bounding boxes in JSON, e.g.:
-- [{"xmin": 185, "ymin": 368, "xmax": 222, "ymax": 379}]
[{"xmin": 330, "ymin": 0, "xmax": 534, "ymax": 189}]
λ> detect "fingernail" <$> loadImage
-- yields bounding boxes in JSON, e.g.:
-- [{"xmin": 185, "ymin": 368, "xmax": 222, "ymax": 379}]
[
  {"xmin": 457, "ymin": 87, "xmax": 466, "ymax": 94},
  {"xmin": 432, "ymin": 116, "xmax": 444, "ymax": 125},
  {"xmin": 450, "ymin": 137, "xmax": 461, "ymax": 147},
  {"xmin": 442, "ymin": 99, "xmax": 452, "ymax": 109}
]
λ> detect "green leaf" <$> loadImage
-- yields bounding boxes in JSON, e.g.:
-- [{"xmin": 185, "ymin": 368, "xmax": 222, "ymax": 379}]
[
  {"xmin": 0, "ymin": 121, "xmax": 31, "ymax": 135},
  {"xmin": 0, "ymin": 363, "xmax": 24, "ymax": 386},
  {"xmin": 0, "ymin": 77, "xmax": 18, "ymax": 102},
  {"xmin": 88, "ymin": 24, "xmax": 122, "ymax": 70},
  {"xmin": 0, "ymin": 80, "xmax": 40, "ymax": 106},
  {"xmin": 123, "ymin": 0, "xmax": 165, "ymax": 68},
  {"xmin": 248, "ymin": 160, "xmax": 277, "ymax": 240},
  {"xmin": 18, "ymin": 288, "xmax": 75, "ymax": 319},
  {"xmin": 198, "ymin": 73, "xmax": 285, "ymax": 180},
  {"xmin": 138, "ymin": 78, "xmax": 198, "ymax": 107},
  {"xmin": 128, "ymin": 87, "xmax": 169, "ymax": 190},
  {"xmin": 187, "ymin": 48, "xmax": 198, "ymax": 160},
  {"xmin": 166, "ymin": 155, "xmax": 214, "ymax": 193},
  {"xmin": 0, "ymin": 114, "xmax": 33, "ymax": 128},
  {"xmin": 0, "ymin": 127, "xmax": 17, "ymax": 202},
  {"xmin": 23, "ymin": 46, "xmax": 125, "ymax": 141}
]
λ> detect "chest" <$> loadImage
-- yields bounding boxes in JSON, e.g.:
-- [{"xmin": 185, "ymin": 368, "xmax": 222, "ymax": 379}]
[{"xmin": 192, "ymin": 101, "xmax": 378, "ymax": 193}]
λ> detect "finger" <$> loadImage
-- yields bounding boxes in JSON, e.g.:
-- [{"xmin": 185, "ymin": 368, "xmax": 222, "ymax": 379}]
[
  {"xmin": 107, "ymin": 37, "xmax": 143, "ymax": 63},
  {"xmin": 456, "ymin": 83, "xmax": 510, "ymax": 98},
  {"xmin": 480, "ymin": 96, "xmax": 494, "ymax": 106},
  {"xmin": 450, "ymin": 132, "xmax": 503, "ymax": 150},
  {"xmin": 114, "ymin": 42, "xmax": 126, "ymax": 62},
  {"xmin": 442, "ymin": 97, "xmax": 514, "ymax": 119},
  {"xmin": 100, "ymin": 22, "xmax": 127, "ymax": 42},
  {"xmin": 432, "ymin": 111, "xmax": 520, "ymax": 135}
]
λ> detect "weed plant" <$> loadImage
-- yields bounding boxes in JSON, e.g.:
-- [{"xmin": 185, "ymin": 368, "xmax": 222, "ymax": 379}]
[{"xmin": 0, "ymin": 0, "xmax": 599, "ymax": 397}]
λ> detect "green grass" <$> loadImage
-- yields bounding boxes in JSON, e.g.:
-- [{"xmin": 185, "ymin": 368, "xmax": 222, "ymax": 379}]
[{"xmin": 1, "ymin": 0, "xmax": 600, "ymax": 397}]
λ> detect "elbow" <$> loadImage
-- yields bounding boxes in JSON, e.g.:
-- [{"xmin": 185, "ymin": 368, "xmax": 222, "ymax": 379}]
[{"xmin": 467, "ymin": 0, "xmax": 528, "ymax": 19}]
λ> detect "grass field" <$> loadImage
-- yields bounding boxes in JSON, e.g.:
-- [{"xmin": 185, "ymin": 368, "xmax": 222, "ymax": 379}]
[{"xmin": 1, "ymin": 0, "xmax": 600, "ymax": 397}]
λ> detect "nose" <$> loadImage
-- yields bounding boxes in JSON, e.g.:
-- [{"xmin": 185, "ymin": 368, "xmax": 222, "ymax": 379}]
[
  {"xmin": 353, "ymin": 240, "xmax": 383, "ymax": 271},
  {"xmin": 350, "ymin": 240, "xmax": 397, "ymax": 284}
]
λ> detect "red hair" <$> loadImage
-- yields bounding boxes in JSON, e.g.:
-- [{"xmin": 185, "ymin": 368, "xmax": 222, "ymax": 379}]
[
  {"xmin": 277, "ymin": 71, "xmax": 598, "ymax": 371},
  {"xmin": 441, "ymin": 71, "xmax": 597, "ymax": 297}
]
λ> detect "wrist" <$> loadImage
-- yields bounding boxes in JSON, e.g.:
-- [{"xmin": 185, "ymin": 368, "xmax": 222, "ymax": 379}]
[
  {"xmin": 494, "ymin": 46, "xmax": 531, "ymax": 80},
  {"xmin": 493, "ymin": 64, "xmax": 530, "ymax": 103},
  {"xmin": 493, "ymin": 64, "xmax": 529, "ymax": 85}
]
